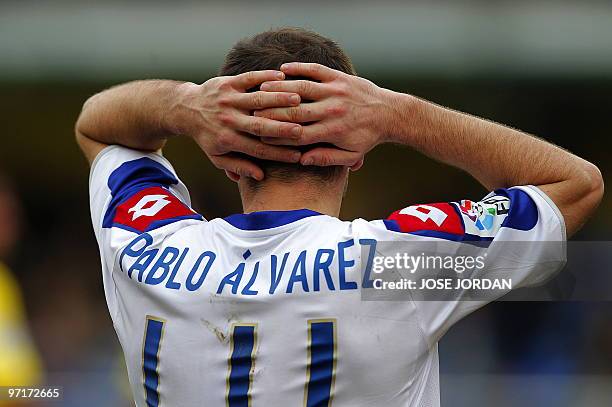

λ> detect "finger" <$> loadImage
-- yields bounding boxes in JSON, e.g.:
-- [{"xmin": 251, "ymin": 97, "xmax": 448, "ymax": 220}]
[
  {"xmin": 260, "ymin": 137, "xmax": 300, "ymax": 146},
  {"xmin": 350, "ymin": 158, "xmax": 364, "ymax": 171},
  {"xmin": 233, "ymin": 135, "xmax": 302, "ymax": 163},
  {"xmin": 301, "ymin": 147, "xmax": 361, "ymax": 167},
  {"xmin": 233, "ymin": 115, "xmax": 302, "ymax": 139},
  {"xmin": 224, "ymin": 170, "xmax": 241, "ymax": 182},
  {"xmin": 262, "ymin": 122, "xmax": 336, "ymax": 146},
  {"xmin": 297, "ymin": 122, "xmax": 336, "ymax": 145},
  {"xmin": 280, "ymin": 62, "xmax": 339, "ymax": 82},
  {"xmin": 254, "ymin": 102, "xmax": 328, "ymax": 123},
  {"xmin": 211, "ymin": 154, "xmax": 264, "ymax": 180},
  {"xmin": 231, "ymin": 91, "xmax": 300, "ymax": 110},
  {"xmin": 259, "ymin": 80, "xmax": 330, "ymax": 100},
  {"xmin": 231, "ymin": 70, "xmax": 285, "ymax": 90}
]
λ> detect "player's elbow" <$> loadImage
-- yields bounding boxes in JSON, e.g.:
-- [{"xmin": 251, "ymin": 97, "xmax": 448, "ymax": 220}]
[
  {"xmin": 74, "ymin": 128, "xmax": 87, "ymax": 152},
  {"xmin": 75, "ymin": 95, "xmax": 94, "ymax": 137},
  {"xmin": 558, "ymin": 160, "xmax": 603, "ymax": 238},
  {"xmin": 74, "ymin": 117, "xmax": 90, "ymax": 152},
  {"xmin": 574, "ymin": 160, "xmax": 604, "ymax": 217},
  {"xmin": 582, "ymin": 161, "xmax": 603, "ymax": 207}
]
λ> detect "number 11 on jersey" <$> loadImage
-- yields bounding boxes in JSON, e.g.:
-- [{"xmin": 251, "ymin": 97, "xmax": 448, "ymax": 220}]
[{"xmin": 142, "ymin": 317, "xmax": 337, "ymax": 406}]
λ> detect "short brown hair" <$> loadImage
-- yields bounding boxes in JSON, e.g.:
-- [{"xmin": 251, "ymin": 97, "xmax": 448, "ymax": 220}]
[{"xmin": 220, "ymin": 27, "xmax": 355, "ymax": 186}]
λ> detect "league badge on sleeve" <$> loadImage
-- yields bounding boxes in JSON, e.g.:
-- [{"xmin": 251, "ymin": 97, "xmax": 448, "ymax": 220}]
[
  {"xmin": 111, "ymin": 186, "xmax": 202, "ymax": 233},
  {"xmin": 457, "ymin": 196, "xmax": 510, "ymax": 237}
]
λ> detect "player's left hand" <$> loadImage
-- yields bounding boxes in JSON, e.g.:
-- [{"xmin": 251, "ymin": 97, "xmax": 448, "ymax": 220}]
[
  {"xmin": 255, "ymin": 62, "xmax": 395, "ymax": 168},
  {"xmin": 172, "ymin": 70, "xmax": 304, "ymax": 181}
]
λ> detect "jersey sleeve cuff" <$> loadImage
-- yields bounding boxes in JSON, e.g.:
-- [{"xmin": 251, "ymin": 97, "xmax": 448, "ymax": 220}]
[{"xmin": 514, "ymin": 185, "xmax": 567, "ymax": 241}]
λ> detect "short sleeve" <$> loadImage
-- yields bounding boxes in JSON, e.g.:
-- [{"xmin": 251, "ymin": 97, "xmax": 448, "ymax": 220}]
[
  {"xmin": 383, "ymin": 185, "xmax": 565, "ymax": 243},
  {"xmin": 370, "ymin": 185, "xmax": 566, "ymax": 345},
  {"xmin": 89, "ymin": 146, "xmax": 204, "ymax": 260}
]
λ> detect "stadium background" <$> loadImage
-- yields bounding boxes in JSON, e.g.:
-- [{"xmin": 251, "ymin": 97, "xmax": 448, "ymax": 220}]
[{"xmin": 1, "ymin": 1, "xmax": 610, "ymax": 405}]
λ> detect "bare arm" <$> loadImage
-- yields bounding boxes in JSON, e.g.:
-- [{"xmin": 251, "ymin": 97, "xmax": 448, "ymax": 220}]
[
  {"xmin": 382, "ymin": 93, "xmax": 604, "ymax": 235},
  {"xmin": 256, "ymin": 62, "xmax": 604, "ymax": 236},
  {"xmin": 75, "ymin": 71, "xmax": 304, "ymax": 180},
  {"xmin": 75, "ymin": 80, "xmax": 179, "ymax": 162}
]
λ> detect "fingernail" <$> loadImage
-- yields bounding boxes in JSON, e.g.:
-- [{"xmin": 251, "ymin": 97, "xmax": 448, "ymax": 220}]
[
  {"xmin": 260, "ymin": 82, "xmax": 271, "ymax": 90},
  {"xmin": 292, "ymin": 126, "xmax": 302, "ymax": 137},
  {"xmin": 276, "ymin": 72, "xmax": 284, "ymax": 79},
  {"xmin": 290, "ymin": 95, "xmax": 300, "ymax": 105}
]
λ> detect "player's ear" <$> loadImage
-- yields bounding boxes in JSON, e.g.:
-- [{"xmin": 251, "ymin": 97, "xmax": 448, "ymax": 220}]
[{"xmin": 225, "ymin": 170, "xmax": 241, "ymax": 182}]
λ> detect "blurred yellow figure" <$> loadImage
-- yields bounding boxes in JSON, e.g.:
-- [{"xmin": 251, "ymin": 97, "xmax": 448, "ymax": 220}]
[
  {"xmin": 0, "ymin": 262, "xmax": 42, "ymax": 386},
  {"xmin": 0, "ymin": 175, "xmax": 42, "ymax": 393}
]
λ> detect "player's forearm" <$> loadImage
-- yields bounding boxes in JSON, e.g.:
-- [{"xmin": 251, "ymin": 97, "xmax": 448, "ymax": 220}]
[
  {"xmin": 385, "ymin": 92, "xmax": 604, "ymax": 236},
  {"xmin": 388, "ymin": 93, "xmax": 567, "ymax": 188},
  {"xmin": 75, "ymin": 80, "xmax": 186, "ymax": 151}
]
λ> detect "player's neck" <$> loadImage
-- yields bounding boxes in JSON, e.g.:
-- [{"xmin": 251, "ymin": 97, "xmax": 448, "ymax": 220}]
[{"xmin": 238, "ymin": 180, "xmax": 344, "ymax": 217}]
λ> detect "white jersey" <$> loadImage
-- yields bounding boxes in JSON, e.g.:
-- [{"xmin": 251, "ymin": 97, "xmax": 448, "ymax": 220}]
[{"xmin": 89, "ymin": 146, "xmax": 566, "ymax": 407}]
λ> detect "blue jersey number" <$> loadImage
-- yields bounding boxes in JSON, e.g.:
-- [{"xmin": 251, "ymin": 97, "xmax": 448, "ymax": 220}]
[
  {"xmin": 142, "ymin": 316, "xmax": 165, "ymax": 407},
  {"xmin": 141, "ymin": 317, "xmax": 337, "ymax": 407},
  {"xmin": 305, "ymin": 319, "xmax": 337, "ymax": 407},
  {"xmin": 227, "ymin": 323, "xmax": 257, "ymax": 407}
]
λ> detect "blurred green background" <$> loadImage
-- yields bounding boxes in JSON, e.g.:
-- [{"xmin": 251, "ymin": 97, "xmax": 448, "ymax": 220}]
[{"xmin": 0, "ymin": 1, "xmax": 610, "ymax": 406}]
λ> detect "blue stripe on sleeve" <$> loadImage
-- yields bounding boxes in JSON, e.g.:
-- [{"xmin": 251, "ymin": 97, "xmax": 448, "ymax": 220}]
[{"xmin": 496, "ymin": 188, "xmax": 539, "ymax": 231}]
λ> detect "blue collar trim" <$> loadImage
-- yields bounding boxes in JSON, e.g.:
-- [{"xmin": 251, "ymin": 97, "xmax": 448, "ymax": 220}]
[{"xmin": 223, "ymin": 209, "xmax": 322, "ymax": 230}]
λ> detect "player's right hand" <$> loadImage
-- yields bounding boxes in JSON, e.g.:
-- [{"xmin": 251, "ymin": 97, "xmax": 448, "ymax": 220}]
[
  {"xmin": 170, "ymin": 70, "xmax": 305, "ymax": 180},
  {"xmin": 254, "ymin": 63, "xmax": 396, "ymax": 169}
]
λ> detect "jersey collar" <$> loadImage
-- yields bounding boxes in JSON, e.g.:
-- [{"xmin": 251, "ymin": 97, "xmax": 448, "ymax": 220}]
[{"xmin": 223, "ymin": 209, "xmax": 322, "ymax": 231}]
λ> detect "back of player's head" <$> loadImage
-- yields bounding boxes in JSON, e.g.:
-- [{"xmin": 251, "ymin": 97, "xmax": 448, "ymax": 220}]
[{"xmin": 220, "ymin": 27, "xmax": 355, "ymax": 188}]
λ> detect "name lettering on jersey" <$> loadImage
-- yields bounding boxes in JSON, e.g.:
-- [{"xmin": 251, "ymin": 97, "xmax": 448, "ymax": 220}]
[
  {"xmin": 112, "ymin": 186, "xmax": 201, "ymax": 233},
  {"xmin": 118, "ymin": 235, "xmax": 378, "ymax": 294}
]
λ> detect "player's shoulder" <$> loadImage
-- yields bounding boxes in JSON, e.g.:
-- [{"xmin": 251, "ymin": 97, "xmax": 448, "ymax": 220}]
[{"xmin": 90, "ymin": 145, "xmax": 204, "ymax": 234}]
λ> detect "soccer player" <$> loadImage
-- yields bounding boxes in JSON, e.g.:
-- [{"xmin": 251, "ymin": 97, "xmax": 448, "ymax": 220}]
[{"xmin": 76, "ymin": 28, "xmax": 602, "ymax": 407}]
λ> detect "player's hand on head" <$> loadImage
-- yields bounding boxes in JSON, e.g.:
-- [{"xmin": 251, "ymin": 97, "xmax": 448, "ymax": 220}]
[
  {"xmin": 172, "ymin": 70, "xmax": 305, "ymax": 180},
  {"xmin": 255, "ymin": 62, "xmax": 392, "ymax": 168}
]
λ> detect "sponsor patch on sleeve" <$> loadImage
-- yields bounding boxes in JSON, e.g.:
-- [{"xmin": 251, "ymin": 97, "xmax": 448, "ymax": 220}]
[
  {"xmin": 110, "ymin": 186, "xmax": 202, "ymax": 233},
  {"xmin": 387, "ymin": 203, "xmax": 464, "ymax": 236}
]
